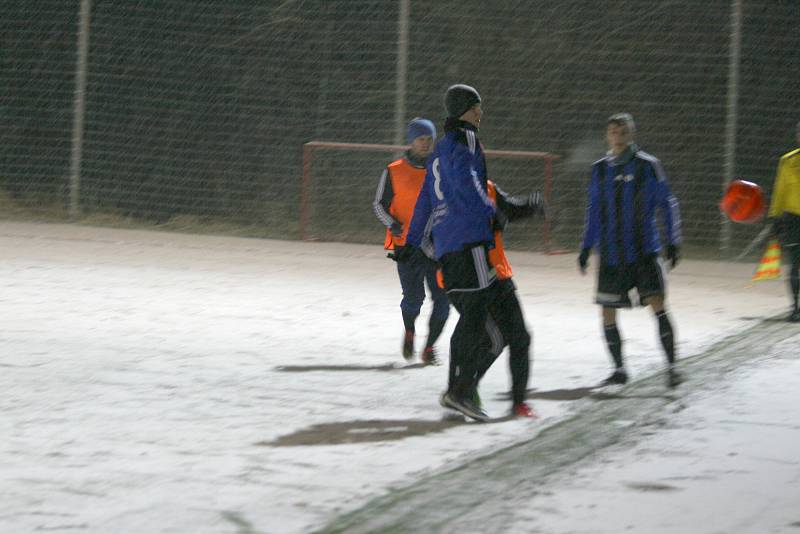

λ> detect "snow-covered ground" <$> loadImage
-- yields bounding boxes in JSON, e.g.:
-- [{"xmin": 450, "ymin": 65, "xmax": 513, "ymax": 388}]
[
  {"xmin": 502, "ymin": 343, "xmax": 800, "ymax": 534},
  {"xmin": 0, "ymin": 221, "xmax": 793, "ymax": 533}
]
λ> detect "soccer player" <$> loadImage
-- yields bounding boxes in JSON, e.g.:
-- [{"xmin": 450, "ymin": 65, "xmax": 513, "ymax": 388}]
[
  {"xmin": 373, "ymin": 118, "xmax": 450, "ymax": 363},
  {"xmin": 476, "ymin": 180, "xmax": 544, "ymax": 417},
  {"xmin": 405, "ymin": 84, "xmax": 497, "ymax": 421},
  {"xmin": 430, "ymin": 180, "xmax": 544, "ymax": 418},
  {"xmin": 766, "ymin": 120, "xmax": 800, "ymax": 322},
  {"xmin": 578, "ymin": 113, "xmax": 683, "ymax": 388}
]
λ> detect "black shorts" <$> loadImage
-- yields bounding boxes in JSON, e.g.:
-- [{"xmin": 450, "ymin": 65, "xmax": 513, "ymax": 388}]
[
  {"xmin": 440, "ymin": 244, "xmax": 497, "ymax": 292},
  {"xmin": 596, "ymin": 255, "xmax": 666, "ymax": 308}
]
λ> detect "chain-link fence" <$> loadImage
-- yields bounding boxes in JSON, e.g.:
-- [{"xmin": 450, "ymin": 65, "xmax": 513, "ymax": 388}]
[{"xmin": 2, "ymin": 1, "xmax": 798, "ymax": 257}]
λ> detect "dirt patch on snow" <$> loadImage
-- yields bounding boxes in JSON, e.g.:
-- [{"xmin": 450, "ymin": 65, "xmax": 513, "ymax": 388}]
[{"xmin": 262, "ymin": 418, "xmax": 467, "ymax": 446}]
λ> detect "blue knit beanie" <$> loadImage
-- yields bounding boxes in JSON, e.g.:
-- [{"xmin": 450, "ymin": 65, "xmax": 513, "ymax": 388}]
[{"xmin": 406, "ymin": 118, "xmax": 436, "ymax": 143}]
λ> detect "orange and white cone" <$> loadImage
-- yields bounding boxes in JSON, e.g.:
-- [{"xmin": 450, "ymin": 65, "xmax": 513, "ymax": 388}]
[{"xmin": 751, "ymin": 239, "xmax": 781, "ymax": 282}]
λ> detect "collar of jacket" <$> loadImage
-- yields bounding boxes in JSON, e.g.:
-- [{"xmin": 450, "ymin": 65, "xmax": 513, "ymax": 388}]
[
  {"xmin": 405, "ymin": 150, "xmax": 427, "ymax": 168},
  {"xmin": 607, "ymin": 142, "xmax": 639, "ymax": 166},
  {"xmin": 444, "ymin": 117, "xmax": 479, "ymax": 134}
]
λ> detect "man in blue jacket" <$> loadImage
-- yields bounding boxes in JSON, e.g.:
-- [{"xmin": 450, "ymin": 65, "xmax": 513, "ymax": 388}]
[
  {"xmin": 578, "ymin": 113, "xmax": 683, "ymax": 388},
  {"xmin": 404, "ymin": 84, "xmax": 497, "ymax": 421}
]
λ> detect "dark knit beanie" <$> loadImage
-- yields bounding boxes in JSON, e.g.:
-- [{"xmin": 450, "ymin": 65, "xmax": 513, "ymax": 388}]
[{"xmin": 444, "ymin": 84, "xmax": 481, "ymax": 118}]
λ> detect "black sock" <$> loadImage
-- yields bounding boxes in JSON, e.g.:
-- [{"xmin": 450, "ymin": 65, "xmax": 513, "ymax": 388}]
[
  {"xmin": 402, "ymin": 311, "xmax": 417, "ymax": 333},
  {"xmin": 656, "ymin": 311, "xmax": 676, "ymax": 365},
  {"xmin": 425, "ymin": 317, "xmax": 446, "ymax": 348},
  {"xmin": 603, "ymin": 323, "xmax": 624, "ymax": 369},
  {"xmin": 790, "ymin": 264, "xmax": 800, "ymax": 311}
]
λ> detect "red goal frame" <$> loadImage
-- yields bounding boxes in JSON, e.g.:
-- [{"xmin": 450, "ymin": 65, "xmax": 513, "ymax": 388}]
[{"xmin": 300, "ymin": 141, "xmax": 561, "ymax": 252}]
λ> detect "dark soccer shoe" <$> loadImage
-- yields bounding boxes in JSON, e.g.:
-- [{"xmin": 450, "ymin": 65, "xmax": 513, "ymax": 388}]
[
  {"xmin": 402, "ymin": 331, "xmax": 414, "ymax": 360},
  {"xmin": 667, "ymin": 367, "xmax": 684, "ymax": 388},
  {"xmin": 789, "ymin": 309, "xmax": 800, "ymax": 323},
  {"xmin": 600, "ymin": 368, "xmax": 628, "ymax": 386},
  {"xmin": 441, "ymin": 392, "xmax": 490, "ymax": 422},
  {"xmin": 421, "ymin": 346, "xmax": 439, "ymax": 365}
]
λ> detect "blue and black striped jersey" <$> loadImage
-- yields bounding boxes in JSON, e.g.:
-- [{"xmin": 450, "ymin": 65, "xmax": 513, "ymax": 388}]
[{"xmin": 581, "ymin": 148, "xmax": 681, "ymax": 266}]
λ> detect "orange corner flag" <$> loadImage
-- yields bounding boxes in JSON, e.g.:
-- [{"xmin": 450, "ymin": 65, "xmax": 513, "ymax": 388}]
[{"xmin": 751, "ymin": 239, "xmax": 781, "ymax": 282}]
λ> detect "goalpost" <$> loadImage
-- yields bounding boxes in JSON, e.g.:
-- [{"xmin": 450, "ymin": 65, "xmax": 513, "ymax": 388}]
[{"xmin": 300, "ymin": 141, "xmax": 561, "ymax": 253}]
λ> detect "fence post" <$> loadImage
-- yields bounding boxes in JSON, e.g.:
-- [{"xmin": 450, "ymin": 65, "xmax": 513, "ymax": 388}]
[
  {"xmin": 69, "ymin": 0, "xmax": 91, "ymax": 221},
  {"xmin": 393, "ymin": 0, "xmax": 409, "ymax": 146},
  {"xmin": 543, "ymin": 155, "xmax": 553, "ymax": 253},
  {"xmin": 721, "ymin": 0, "xmax": 742, "ymax": 257},
  {"xmin": 300, "ymin": 143, "xmax": 315, "ymax": 241}
]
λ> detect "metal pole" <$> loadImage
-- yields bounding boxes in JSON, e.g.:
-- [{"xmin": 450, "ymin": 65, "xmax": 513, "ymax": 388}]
[
  {"xmin": 393, "ymin": 0, "xmax": 409, "ymax": 146},
  {"xmin": 300, "ymin": 144, "xmax": 314, "ymax": 241},
  {"xmin": 721, "ymin": 0, "xmax": 741, "ymax": 257},
  {"xmin": 543, "ymin": 156, "xmax": 553, "ymax": 253},
  {"xmin": 69, "ymin": 0, "xmax": 91, "ymax": 221}
]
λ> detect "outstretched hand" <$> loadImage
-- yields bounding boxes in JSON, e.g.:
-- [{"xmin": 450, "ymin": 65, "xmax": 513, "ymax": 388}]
[
  {"xmin": 666, "ymin": 244, "xmax": 680, "ymax": 270},
  {"xmin": 529, "ymin": 190, "xmax": 548, "ymax": 219},
  {"xmin": 578, "ymin": 248, "xmax": 590, "ymax": 275}
]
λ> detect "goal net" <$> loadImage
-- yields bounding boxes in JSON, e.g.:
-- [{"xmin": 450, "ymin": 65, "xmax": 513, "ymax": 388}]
[{"xmin": 300, "ymin": 141, "xmax": 561, "ymax": 252}]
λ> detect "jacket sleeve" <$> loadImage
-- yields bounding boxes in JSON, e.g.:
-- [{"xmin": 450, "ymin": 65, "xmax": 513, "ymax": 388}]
[
  {"xmin": 581, "ymin": 164, "xmax": 601, "ymax": 250},
  {"xmin": 372, "ymin": 167, "xmax": 398, "ymax": 228},
  {"xmin": 406, "ymin": 170, "xmax": 433, "ymax": 248},
  {"xmin": 652, "ymin": 159, "xmax": 682, "ymax": 246},
  {"xmin": 768, "ymin": 158, "xmax": 787, "ymax": 218},
  {"xmin": 493, "ymin": 182, "xmax": 535, "ymax": 222},
  {"xmin": 452, "ymin": 138, "xmax": 496, "ymax": 220}
]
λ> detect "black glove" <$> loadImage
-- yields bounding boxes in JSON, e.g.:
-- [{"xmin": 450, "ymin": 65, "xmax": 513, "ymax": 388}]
[
  {"xmin": 578, "ymin": 248, "xmax": 590, "ymax": 273},
  {"xmin": 492, "ymin": 209, "xmax": 509, "ymax": 232},
  {"xmin": 666, "ymin": 244, "xmax": 680, "ymax": 269},
  {"xmin": 389, "ymin": 245, "xmax": 409, "ymax": 262},
  {"xmin": 389, "ymin": 244, "xmax": 423, "ymax": 263},
  {"xmin": 390, "ymin": 221, "xmax": 403, "ymax": 237},
  {"xmin": 529, "ymin": 191, "xmax": 544, "ymax": 214}
]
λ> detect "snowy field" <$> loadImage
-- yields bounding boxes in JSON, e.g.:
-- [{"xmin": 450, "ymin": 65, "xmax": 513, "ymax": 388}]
[
  {"xmin": 502, "ymin": 344, "xmax": 800, "ymax": 534},
  {"xmin": 0, "ymin": 221, "xmax": 794, "ymax": 533}
]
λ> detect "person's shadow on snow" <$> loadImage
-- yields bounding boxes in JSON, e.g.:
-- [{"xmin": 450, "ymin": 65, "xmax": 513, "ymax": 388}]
[{"xmin": 495, "ymin": 386, "xmax": 675, "ymax": 402}]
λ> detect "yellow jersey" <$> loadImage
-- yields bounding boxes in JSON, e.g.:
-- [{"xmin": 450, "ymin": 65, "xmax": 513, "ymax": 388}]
[{"xmin": 768, "ymin": 148, "xmax": 800, "ymax": 218}]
